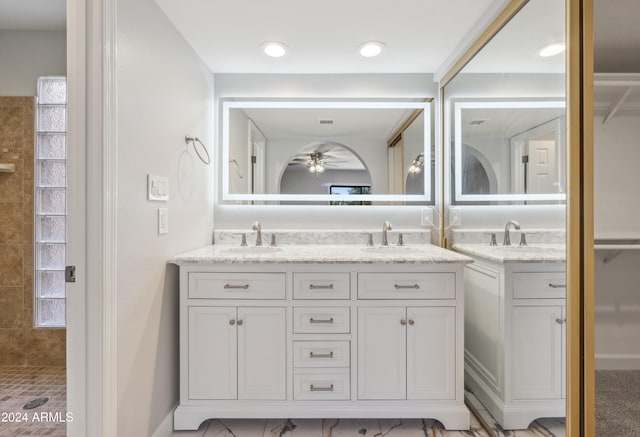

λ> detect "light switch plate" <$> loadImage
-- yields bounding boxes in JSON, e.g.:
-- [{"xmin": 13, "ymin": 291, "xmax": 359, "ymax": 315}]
[
  {"xmin": 148, "ymin": 174, "xmax": 169, "ymax": 201},
  {"xmin": 421, "ymin": 208, "xmax": 433, "ymax": 226},
  {"xmin": 449, "ymin": 209, "xmax": 461, "ymax": 226},
  {"xmin": 158, "ymin": 208, "xmax": 168, "ymax": 235}
]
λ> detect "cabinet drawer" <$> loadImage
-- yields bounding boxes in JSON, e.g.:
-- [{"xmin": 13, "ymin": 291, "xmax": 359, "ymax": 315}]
[
  {"xmin": 513, "ymin": 272, "xmax": 566, "ymax": 299},
  {"xmin": 293, "ymin": 370, "xmax": 350, "ymax": 400},
  {"xmin": 357, "ymin": 273, "xmax": 455, "ymax": 299},
  {"xmin": 188, "ymin": 273, "xmax": 285, "ymax": 299},
  {"xmin": 293, "ymin": 273, "xmax": 350, "ymax": 300},
  {"xmin": 293, "ymin": 307, "xmax": 350, "ymax": 333},
  {"xmin": 293, "ymin": 341, "xmax": 350, "ymax": 368}
]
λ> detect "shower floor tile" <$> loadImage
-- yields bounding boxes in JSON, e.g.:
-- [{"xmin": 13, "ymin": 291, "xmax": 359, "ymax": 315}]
[{"xmin": 0, "ymin": 366, "xmax": 66, "ymax": 437}]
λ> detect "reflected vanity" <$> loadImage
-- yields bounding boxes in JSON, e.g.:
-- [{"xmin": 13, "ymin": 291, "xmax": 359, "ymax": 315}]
[{"xmin": 441, "ymin": 0, "xmax": 567, "ymax": 432}]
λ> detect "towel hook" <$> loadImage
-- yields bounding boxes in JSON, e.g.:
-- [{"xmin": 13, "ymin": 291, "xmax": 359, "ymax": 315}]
[{"xmin": 185, "ymin": 135, "xmax": 211, "ymax": 165}]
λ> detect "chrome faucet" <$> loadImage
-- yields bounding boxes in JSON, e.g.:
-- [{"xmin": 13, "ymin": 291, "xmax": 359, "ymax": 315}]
[
  {"xmin": 503, "ymin": 220, "xmax": 521, "ymax": 246},
  {"xmin": 252, "ymin": 221, "xmax": 262, "ymax": 246},
  {"xmin": 381, "ymin": 221, "xmax": 393, "ymax": 246}
]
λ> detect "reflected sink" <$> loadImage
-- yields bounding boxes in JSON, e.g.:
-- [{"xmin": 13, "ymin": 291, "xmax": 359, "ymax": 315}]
[
  {"xmin": 361, "ymin": 246, "xmax": 420, "ymax": 255},
  {"xmin": 220, "ymin": 246, "xmax": 283, "ymax": 255}
]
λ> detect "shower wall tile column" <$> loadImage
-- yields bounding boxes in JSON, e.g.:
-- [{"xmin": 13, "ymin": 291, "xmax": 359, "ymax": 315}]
[{"xmin": 0, "ymin": 96, "xmax": 65, "ymax": 367}]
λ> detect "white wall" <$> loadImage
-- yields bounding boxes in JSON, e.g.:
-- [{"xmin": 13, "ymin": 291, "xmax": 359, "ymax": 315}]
[
  {"xmin": 213, "ymin": 73, "xmax": 438, "ymax": 230},
  {"xmin": 594, "ymin": 113, "xmax": 640, "ymax": 369},
  {"xmin": 115, "ymin": 0, "xmax": 214, "ymax": 435},
  {"xmin": 0, "ymin": 30, "xmax": 66, "ymax": 96}
]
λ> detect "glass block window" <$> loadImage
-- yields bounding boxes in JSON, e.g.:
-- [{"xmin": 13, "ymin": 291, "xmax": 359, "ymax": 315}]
[{"xmin": 34, "ymin": 77, "xmax": 67, "ymax": 328}]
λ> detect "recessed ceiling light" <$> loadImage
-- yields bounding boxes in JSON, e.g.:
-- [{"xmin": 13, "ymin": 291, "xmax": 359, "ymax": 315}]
[
  {"xmin": 358, "ymin": 41, "xmax": 386, "ymax": 58},
  {"xmin": 538, "ymin": 42, "xmax": 565, "ymax": 57},
  {"xmin": 262, "ymin": 42, "xmax": 288, "ymax": 58}
]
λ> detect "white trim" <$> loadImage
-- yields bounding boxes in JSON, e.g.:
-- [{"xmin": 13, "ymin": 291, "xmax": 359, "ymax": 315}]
[
  {"xmin": 66, "ymin": 0, "xmax": 87, "ymax": 434},
  {"xmin": 595, "ymin": 354, "xmax": 640, "ymax": 370},
  {"xmin": 102, "ymin": 0, "xmax": 118, "ymax": 434}
]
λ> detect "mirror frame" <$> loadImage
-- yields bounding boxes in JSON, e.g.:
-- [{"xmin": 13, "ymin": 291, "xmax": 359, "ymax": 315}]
[
  {"xmin": 452, "ymin": 99, "xmax": 567, "ymax": 202},
  {"xmin": 437, "ymin": 0, "xmax": 594, "ymax": 434},
  {"xmin": 221, "ymin": 100, "xmax": 432, "ymax": 203}
]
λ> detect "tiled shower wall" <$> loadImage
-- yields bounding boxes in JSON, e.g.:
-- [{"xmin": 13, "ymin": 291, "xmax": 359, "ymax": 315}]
[{"xmin": 0, "ymin": 97, "xmax": 65, "ymax": 366}]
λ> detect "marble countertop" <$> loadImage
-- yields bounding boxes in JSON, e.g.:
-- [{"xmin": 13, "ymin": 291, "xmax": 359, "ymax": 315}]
[
  {"xmin": 452, "ymin": 243, "xmax": 566, "ymax": 263},
  {"xmin": 170, "ymin": 244, "xmax": 472, "ymax": 265}
]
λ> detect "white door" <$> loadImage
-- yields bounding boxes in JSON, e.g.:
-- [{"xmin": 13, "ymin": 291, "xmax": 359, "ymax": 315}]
[
  {"xmin": 358, "ymin": 307, "xmax": 406, "ymax": 399},
  {"xmin": 512, "ymin": 305, "xmax": 563, "ymax": 400},
  {"xmin": 407, "ymin": 307, "xmax": 456, "ymax": 400},
  {"xmin": 528, "ymin": 140, "xmax": 557, "ymax": 194},
  {"xmin": 188, "ymin": 307, "xmax": 238, "ymax": 399},
  {"xmin": 237, "ymin": 307, "xmax": 286, "ymax": 400}
]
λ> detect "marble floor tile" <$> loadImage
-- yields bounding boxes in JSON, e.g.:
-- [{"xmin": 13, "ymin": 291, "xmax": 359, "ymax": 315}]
[{"xmin": 197, "ymin": 417, "xmax": 490, "ymax": 437}]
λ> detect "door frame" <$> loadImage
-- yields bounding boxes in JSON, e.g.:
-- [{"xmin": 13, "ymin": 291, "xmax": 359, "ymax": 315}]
[{"xmin": 66, "ymin": 0, "xmax": 118, "ymax": 435}]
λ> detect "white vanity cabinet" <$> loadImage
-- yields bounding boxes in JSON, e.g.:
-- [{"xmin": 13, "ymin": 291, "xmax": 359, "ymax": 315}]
[
  {"xmin": 358, "ymin": 306, "xmax": 456, "ymax": 400},
  {"xmin": 172, "ymin": 246, "xmax": 471, "ymax": 431},
  {"xmin": 461, "ymin": 254, "xmax": 566, "ymax": 429},
  {"xmin": 188, "ymin": 306, "xmax": 286, "ymax": 400}
]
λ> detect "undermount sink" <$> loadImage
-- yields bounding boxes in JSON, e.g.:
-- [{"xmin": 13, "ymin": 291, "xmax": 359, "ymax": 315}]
[
  {"xmin": 220, "ymin": 246, "xmax": 282, "ymax": 255},
  {"xmin": 361, "ymin": 246, "xmax": 420, "ymax": 254}
]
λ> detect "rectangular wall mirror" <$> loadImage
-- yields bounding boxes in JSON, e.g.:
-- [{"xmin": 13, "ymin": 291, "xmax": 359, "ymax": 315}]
[
  {"xmin": 453, "ymin": 99, "xmax": 566, "ymax": 203},
  {"xmin": 222, "ymin": 100, "xmax": 433, "ymax": 204}
]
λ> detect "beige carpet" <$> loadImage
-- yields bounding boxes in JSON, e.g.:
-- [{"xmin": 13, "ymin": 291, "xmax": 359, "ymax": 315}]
[{"xmin": 596, "ymin": 370, "xmax": 640, "ymax": 436}]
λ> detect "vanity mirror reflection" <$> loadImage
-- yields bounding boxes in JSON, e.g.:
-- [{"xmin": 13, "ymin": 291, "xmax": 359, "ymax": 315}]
[
  {"xmin": 222, "ymin": 100, "xmax": 433, "ymax": 204},
  {"xmin": 441, "ymin": 0, "xmax": 567, "ymax": 433},
  {"xmin": 452, "ymin": 100, "xmax": 566, "ymax": 203}
]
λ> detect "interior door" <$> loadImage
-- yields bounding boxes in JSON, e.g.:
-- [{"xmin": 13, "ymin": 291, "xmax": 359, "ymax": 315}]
[
  {"xmin": 407, "ymin": 306, "xmax": 456, "ymax": 400},
  {"xmin": 527, "ymin": 139, "xmax": 557, "ymax": 194},
  {"xmin": 358, "ymin": 307, "xmax": 406, "ymax": 399}
]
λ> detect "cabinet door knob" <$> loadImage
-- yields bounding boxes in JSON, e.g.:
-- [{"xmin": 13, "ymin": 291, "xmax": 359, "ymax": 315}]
[
  {"xmin": 237, "ymin": 319, "xmax": 243, "ymax": 326},
  {"xmin": 555, "ymin": 318, "xmax": 566, "ymax": 324},
  {"xmin": 408, "ymin": 319, "xmax": 415, "ymax": 325},
  {"xmin": 229, "ymin": 319, "xmax": 235, "ymax": 325},
  {"xmin": 400, "ymin": 319, "xmax": 407, "ymax": 326}
]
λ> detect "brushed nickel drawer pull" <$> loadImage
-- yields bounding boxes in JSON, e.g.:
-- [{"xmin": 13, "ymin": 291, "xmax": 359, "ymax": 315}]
[
  {"xmin": 548, "ymin": 283, "xmax": 566, "ymax": 289},
  {"xmin": 224, "ymin": 284, "xmax": 250, "ymax": 289},
  {"xmin": 394, "ymin": 284, "xmax": 420, "ymax": 289},
  {"xmin": 309, "ymin": 351, "xmax": 334, "ymax": 359},
  {"xmin": 309, "ymin": 284, "xmax": 334, "ymax": 290},
  {"xmin": 310, "ymin": 384, "xmax": 334, "ymax": 392},
  {"xmin": 309, "ymin": 317, "xmax": 334, "ymax": 324}
]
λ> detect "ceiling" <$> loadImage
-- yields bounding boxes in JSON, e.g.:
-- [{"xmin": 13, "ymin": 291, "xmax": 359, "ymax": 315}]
[
  {"xmin": 153, "ymin": 0, "xmax": 497, "ymax": 74},
  {"xmin": 1, "ymin": 0, "xmax": 638, "ymax": 75}
]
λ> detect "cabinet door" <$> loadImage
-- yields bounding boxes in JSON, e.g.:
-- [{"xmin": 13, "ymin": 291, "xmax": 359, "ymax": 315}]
[
  {"xmin": 512, "ymin": 305, "xmax": 563, "ymax": 400},
  {"xmin": 407, "ymin": 306, "xmax": 456, "ymax": 400},
  {"xmin": 188, "ymin": 306, "xmax": 237, "ymax": 399},
  {"xmin": 358, "ymin": 307, "xmax": 406, "ymax": 399},
  {"xmin": 237, "ymin": 307, "xmax": 286, "ymax": 400}
]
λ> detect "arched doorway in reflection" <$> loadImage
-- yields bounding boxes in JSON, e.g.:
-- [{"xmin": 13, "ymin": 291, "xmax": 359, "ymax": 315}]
[{"xmin": 278, "ymin": 141, "xmax": 372, "ymax": 204}]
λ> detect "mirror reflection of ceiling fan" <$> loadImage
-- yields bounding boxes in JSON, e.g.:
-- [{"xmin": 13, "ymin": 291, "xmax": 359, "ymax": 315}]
[{"xmin": 286, "ymin": 142, "xmax": 366, "ymax": 172}]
